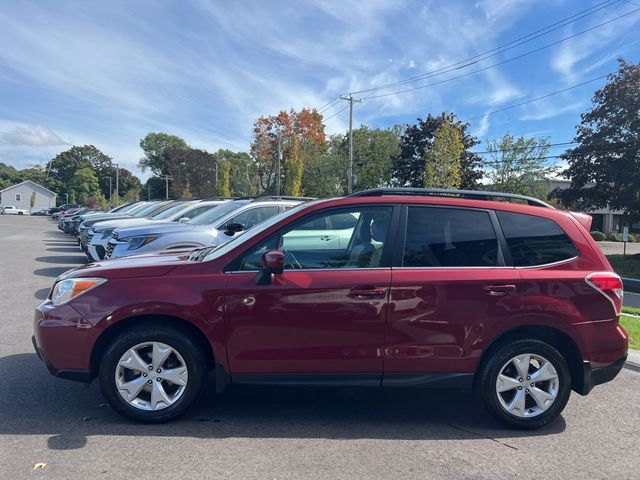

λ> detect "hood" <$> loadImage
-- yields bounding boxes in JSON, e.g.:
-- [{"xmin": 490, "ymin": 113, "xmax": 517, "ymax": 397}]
[
  {"xmin": 92, "ymin": 217, "xmax": 157, "ymax": 231},
  {"xmin": 58, "ymin": 250, "xmax": 190, "ymax": 281},
  {"xmin": 83, "ymin": 214, "xmax": 135, "ymax": 227},
  {"xmin": 115, "ymin": 222, "xmax": 195, "ymax": 239}
]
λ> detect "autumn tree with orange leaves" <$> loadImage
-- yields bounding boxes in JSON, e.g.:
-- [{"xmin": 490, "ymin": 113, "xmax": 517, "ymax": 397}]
[{"xmin": 251, "ymin": 108, "xmax": 326, "ymax": 196}]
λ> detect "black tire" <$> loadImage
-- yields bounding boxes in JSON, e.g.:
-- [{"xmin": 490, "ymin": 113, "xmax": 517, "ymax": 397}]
[
  {"xmin": 18, "ymin": 211, "xmax": 23, "ymax": 215},
  {"xmin": 99, "ymin": 325, "xmax": 207, "ymax": 423},
  {"xmin": 478, "ymin": 339, "xmax": 571, "ymax": 430}
]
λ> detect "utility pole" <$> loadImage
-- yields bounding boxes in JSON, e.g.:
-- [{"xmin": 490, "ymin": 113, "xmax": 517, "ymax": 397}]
[
  {"xmin": 107, "ymin": 177, "xmax": 112, "ymax": 208},
  {"xmin": 148, "ymin": 183, "xmax": 151, "ymax": 200},
  {"xmin": 113, "ymin": 163, "xmax": 120, "ymax": 206},
  {"xmin": 276, "ymin": 131, "xmax": 282, "ymax": 196},
  {"xmin": 339, "ymin": 94, "xmax": 361, "ymax": 194},
  {"xmin": 160, "ymin": 175, "xmax": 173, "ymax": 199}
]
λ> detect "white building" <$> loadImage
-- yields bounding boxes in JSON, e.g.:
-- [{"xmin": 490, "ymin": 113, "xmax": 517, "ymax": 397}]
[{"xmin": 0, "ymin": 180, "xmax": 57, "ymax": 213}]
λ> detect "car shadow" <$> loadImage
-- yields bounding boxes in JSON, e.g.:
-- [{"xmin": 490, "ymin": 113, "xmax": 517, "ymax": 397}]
[
  {"xmin": 0, "ymin": 353, "xmax": 565, "ymax": 451},
  {"xmin": 46, "ymin": 247, "xmax": 82, "ymax": 253},
  {"xmin": 33, "ymin": 266, "xmax": 76, "ymax": 278},
  {"xmin": 35, "ymin": 255, "xmax": 85, "ymax": 265},
  {"xmin": 34, "ymin": 288, "xmax": 50, "ymax": 300}
]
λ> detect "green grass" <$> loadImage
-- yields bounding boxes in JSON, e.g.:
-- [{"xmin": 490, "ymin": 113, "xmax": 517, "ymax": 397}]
[
  {"xmin": 622, "ymin": 305, "xmax": 640, "ymax": 316},
  {"xmin": 606, "ymin": 254, "xmax": 640, "ymax": 278},
  {"xmin": 620, "ymin": 314, "xmax": 640, "ymax": 351}
]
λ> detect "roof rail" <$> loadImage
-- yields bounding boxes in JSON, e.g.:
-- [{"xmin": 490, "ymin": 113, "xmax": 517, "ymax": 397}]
[
  {"xmin": 347, "ymin": 188, "xmax": 554, "ymax": 208},
  {"xmin": 253, "ymin": 195, "xmax": 316, "ymax": 202}
]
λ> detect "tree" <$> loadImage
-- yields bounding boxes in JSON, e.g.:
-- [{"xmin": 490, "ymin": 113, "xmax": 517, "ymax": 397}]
[
  {"xmin": 393, "ymin": 112, "xmax": 482, "ymax": 189},
  {"xmin": 561, "ymin": 58, "xmax": 640, "ymax": 217},
  {"xmin": 29, "ymin": 191, "xmax": 36, "ymax": 213},
  {"xmin": 323, "ymin": 126, "xmax": 400, "ymax": 193},
  {"xmin": 485, "ymin": 133, "xmax": 554, "ymax": 197},
  {"xmin": 251, "ymin": 108, "xmax": 326, "ymax": 194},
  {"xmin": 213, "ymin": 160, "xmax": 231, "ymax": 197},
  {"xmin": 69, "ymin": 167, "xmax": 104, "ymax": 206},
  {"xmin": 142, "ymin": 176, "xmax": 166, "ymax": 200},
  {"xmin": 423, "ymin": 121, "xmax": 463, "ymax": 189},
  {"xmin": 302, "ymin": 138, "xmax": 344, "ymax": 197},
  {"xmin": 138, "ymin": 132, "xmax": 188, "ymax": 176}
]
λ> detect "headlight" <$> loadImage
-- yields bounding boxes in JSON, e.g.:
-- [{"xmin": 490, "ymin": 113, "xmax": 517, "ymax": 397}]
[
  {"xmin": 127, "ymin": 235, "xmax": 159, "ymax": 250},
  {"xmin": 51, "ymin": 278, "xmax": 107, "ymax": 306},
  {"xmin": 101, "ymin": 229, "xmax": 114, "ymax": 239}
]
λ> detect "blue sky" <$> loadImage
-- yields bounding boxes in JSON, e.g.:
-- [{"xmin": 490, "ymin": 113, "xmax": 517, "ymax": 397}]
[{"xmin": 0, "ymin": 0, "xmax": 638, "ymax": 180}]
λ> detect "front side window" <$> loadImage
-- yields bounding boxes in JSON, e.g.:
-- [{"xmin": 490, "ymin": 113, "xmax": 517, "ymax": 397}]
[
  {"xmin": 403, "ymin": 207, "xmax": 499, "ymax": 267},
  {"xmin": 496, "ymin": 211, "xmax": 578, "ymax": 266},
  {"xmin": 237, "ymin": 206, "xmax": 393, "ymax": 270},
  {"xmin": 227, "ymin": 206, "xmax": 280, "ymax": 230}
]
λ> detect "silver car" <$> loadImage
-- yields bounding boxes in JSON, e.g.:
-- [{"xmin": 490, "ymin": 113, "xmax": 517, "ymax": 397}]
[
  {"xmin": 105, "ymin": 198, "xmax": 304, "ymax": 259},
  {"xmin": 86, "ymin": 200, "xmax": 227, "ymax": 261}
]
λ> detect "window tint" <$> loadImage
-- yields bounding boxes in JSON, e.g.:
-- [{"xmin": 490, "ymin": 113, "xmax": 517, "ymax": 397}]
[
  {"xmin": 329, "ymin": 212, "xmax": 359, "ymax": 230},
  {"xmin": 229, "ymin": 206, "xmax": 280, "ymax": 229},
  {"xmin": 496, "ymin": 211, "xmax": 578, "ymax": 266},
  {"xmin": 295, "ymin": 216, "xmax": 327, "ymax": 230},
  {"xmin": 238, "ymin": 206, "xmax": 393, "ymax": 270},
  {"xmin": 403, "ymin": 207, "xmax": 499, "ymax": 267}
]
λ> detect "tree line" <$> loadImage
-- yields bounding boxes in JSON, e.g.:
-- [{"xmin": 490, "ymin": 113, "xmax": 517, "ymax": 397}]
[{"xmin": 2, "ymin": 58, "xmax": 637, "ymax": 217}]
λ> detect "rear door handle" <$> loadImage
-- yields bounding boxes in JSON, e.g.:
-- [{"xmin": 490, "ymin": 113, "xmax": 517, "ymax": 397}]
[
  {"xmin": 350, "ymin": 287, "xmax": 387, "ymax": 299},
  {"xmin": 483, "ymin": 284, "xmax": 516, "ymax": 296}
]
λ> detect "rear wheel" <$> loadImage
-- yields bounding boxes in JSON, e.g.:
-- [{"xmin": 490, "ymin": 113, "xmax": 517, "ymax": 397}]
[
  {"xmin": 478, "ymin": 339, "xmax": 571, "ymax": 429},
  {"xmin": 99, "ymin": 325, "xmax": 207, "ymax": 423}
]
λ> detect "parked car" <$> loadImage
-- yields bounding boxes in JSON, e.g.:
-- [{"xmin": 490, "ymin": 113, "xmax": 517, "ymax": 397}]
[
  {"xmin": 33, "ymin": 188, "xmax": 628, "ymax": 428},
  {"xmin": 31, "ymin": 208, "xmax": 51, "ymax": 216},
  {"xmin": 84, "ymin": 200, "xmax": 228, "ymax": 261},
  {"xmin": 105, "ymin": 197, "xmax": 303, "ymax": 260},
  {"xmin": 50, "ymin": 204, "xmax": 82, "ymax": 217},
  {"xmin": 1, "ymin": 205, "xmax": 29, "ymax": 215},
  {"xmin": 84, "ymin": 201, "xmax": 183, "ymax": 260}
]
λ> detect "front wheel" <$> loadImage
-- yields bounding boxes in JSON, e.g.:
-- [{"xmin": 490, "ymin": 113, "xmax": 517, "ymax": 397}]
[
  {"xmin": 99, "ymin": 325, "xmax": 207, "ymax": 423},
  {"xmin": 478, "ymin": 339, "xmax": 571, "ymax": 429}
]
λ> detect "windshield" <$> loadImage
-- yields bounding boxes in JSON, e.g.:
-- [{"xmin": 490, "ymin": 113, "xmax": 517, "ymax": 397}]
[
  {"xmin": 133, "ymin": 202, "xmax": 169, "ymax": 217},
  {"xmin": 150, "ymin": 202, "xmax": 190, "ymax": 220},
  {"xmin": 187, "ymin": 200, "xmax": 249, "ymax": 226},
  {"xmin": 202, "ymin": 202, "xmax": 309, "ymax": 261}
]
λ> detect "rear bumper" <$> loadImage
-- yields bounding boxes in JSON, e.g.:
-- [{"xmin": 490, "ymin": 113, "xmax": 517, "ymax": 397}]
[{"xmin": 577, "ymin": 354, "xmax": 627, "ymax": 395}]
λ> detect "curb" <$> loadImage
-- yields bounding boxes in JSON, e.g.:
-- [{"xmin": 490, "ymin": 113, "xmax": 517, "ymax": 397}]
[
  {"xmin": 622, "ymin": 277, "xmax": 640, "ymax": 294},
  {"xmin": 627, "ymin": 349, "xmax": 640, "ymax": 368}
]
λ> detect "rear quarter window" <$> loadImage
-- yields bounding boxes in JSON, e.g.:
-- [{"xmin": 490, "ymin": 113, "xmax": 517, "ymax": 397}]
[{"xmin": 496, "ymin": 210, "xmax": 579, "ymax": 267}]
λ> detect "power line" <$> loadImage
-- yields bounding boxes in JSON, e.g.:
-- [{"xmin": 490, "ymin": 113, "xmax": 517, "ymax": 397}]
[
  {"xmin": 463, "ymin": 75, "xmax": 608, "ymax": 122},
  {"xmin": 350, "ymin": 0, "xmax": 621, "ymax": 95},
  {"xmin": 322, "ymin": 105, "xmax": 349, "ymax": 121},
  {"xmin": 359, "ymin": 7, "xmax": 639, "ymax": 101}
]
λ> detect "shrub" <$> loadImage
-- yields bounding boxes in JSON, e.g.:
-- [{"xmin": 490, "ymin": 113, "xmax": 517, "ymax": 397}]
[
  {"xmin": 590, "ymin": 231, "xmax": 606, "ymax": 241},
  {"xmin": 606, "ymin": 232, "xmax": 623, "ymax": 242}
]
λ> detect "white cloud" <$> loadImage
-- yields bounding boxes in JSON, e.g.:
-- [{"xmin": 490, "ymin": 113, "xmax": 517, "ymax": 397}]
[{"xmin": 0, "ymin": 125, "xmax": 67, "ymax": 146}]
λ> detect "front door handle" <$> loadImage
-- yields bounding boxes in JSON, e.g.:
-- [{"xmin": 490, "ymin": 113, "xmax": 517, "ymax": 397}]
[
  {"xmin": 320, "ymin": 235, "xmax": 332, "ymax": 241},
  {"xmin": 350, "ymin": 287, "xmax": 387, "ymax": 299},
  {"xmin": 483, "ymin": 284, "xmax": 516, "ymax": 296}
]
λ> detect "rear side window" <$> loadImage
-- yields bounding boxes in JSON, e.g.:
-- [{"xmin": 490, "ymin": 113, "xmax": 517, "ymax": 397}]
[
  {"xmin": 496, "ymin": 211, "xmax": 578, "ymax": 266},
  {"xmin": 403, "ymin": 207, "xmax": 499, "ymax": 267}
]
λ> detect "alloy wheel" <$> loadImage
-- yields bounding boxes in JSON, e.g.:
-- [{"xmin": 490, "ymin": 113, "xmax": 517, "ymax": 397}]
[
  {"xmin": 495, "ymin": 353, "xmax": 559, "ymax": 418},
  {"xmin": 115, "ymin": 342, "xmax": 188, "ymax": 411}
]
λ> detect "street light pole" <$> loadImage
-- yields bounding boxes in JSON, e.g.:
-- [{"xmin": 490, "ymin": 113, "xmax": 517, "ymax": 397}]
[{"xmin": 114, "ymin": 163, "xmax": 120, "ymax": 206}]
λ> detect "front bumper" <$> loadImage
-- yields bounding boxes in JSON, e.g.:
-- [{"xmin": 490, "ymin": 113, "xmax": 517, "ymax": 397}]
[{"xmin": 33, "ymin": 301, "xmax": 97, "ymax": 383}]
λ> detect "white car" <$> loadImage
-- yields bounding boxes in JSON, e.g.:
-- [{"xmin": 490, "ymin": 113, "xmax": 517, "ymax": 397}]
[{"xmin": 1, "ymin": 206, "xmax": 28, "ymax": 215}]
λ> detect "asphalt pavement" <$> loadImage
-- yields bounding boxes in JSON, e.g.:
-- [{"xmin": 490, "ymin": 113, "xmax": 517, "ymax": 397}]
[{"xmin": 1, "ymin": 215, "xmax": 639, "ymax": 480}]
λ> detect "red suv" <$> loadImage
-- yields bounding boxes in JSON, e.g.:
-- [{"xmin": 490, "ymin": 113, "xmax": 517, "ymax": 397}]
[{"xmin": 33, "ymin": 188, "xmax": 628, "ymax": 428}]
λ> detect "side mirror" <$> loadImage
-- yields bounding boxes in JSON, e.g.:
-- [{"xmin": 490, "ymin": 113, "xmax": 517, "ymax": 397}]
[
  {"xmin": 178, "ymin": 217, "xmax": 190, "ymax": 223},
  {"xmin": 224, "ymin": 222, "xmax": 244, "ymax": 236},
  {"xmin": 255, "ymin": 249, "xmax": 284, "ymax": 285}
]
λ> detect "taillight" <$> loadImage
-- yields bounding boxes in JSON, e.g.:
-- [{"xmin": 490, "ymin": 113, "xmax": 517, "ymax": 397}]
[{"xmin": 585, "ymin": 272, "xmax": 623, "ymax": 316}]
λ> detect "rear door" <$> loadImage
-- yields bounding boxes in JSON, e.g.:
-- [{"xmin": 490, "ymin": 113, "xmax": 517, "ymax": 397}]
[{"xmin": 384, "ymin": 205, "xmax": 523, "ymax": 380}]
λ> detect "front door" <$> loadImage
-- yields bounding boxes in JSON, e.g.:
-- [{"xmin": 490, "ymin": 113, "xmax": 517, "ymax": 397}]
[{"xmin": 224, "ymin": 205, "xmax": 396, "ymax": 380}]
